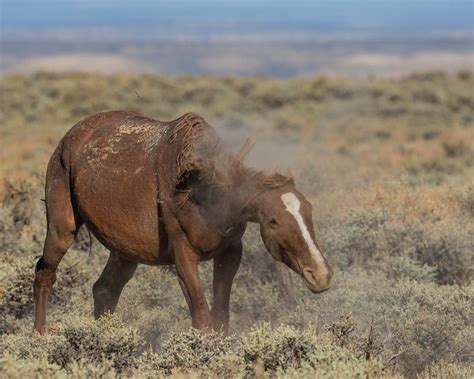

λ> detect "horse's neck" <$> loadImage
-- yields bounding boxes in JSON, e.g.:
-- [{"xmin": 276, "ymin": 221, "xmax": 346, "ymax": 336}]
[
  {"xmin": 194, "ymin": 179, "xmax": 258, "ymax": 227},
  {"xmin": 232, "ymin": 173, "xmax": 264, "ymax": 223},
  {"xmin": 179, "ymin": 168, "xmax": 264, "ymax": 225}
]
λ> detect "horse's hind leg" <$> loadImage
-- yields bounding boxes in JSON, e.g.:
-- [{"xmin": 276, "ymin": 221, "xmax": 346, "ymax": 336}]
[
  {"xmin": 93, "ymin": 251, "xmax": 137, "ymax": 319},
  {"xmin": 34, "ymin": 165, "xmax": 82, "ymax": 333}
]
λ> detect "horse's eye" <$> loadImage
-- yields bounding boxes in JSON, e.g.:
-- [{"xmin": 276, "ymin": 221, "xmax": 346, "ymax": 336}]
[{"xmin": 269, "ymin": 218, "xmax": 279, "ymax": 227}]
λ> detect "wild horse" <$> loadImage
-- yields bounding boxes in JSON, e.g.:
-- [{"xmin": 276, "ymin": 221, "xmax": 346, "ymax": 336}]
[{"xmin": 34, "ymin": 111, "xmax": 332, "ymax": 334}]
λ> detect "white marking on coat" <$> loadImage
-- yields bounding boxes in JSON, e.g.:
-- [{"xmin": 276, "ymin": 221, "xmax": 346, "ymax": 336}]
[{"xmin": 280, "ymin": 192, "xmax": 325, "ymax": 265}]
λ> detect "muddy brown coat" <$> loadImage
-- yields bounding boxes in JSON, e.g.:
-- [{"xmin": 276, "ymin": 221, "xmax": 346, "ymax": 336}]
[{"xmin": 34, "ymin": 111, "xmax": 332, "ymax": 334}]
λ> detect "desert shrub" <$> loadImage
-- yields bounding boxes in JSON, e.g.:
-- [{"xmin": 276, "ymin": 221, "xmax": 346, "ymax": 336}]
[
  {"xmin": 0, "ymin": 248, "xmax": 95, "ymax": 335},
  {"xmin": 1, "ymin": 313, "xmax": 143, "ymax": 370},
  {"xmin": 381, "ymin": 281, "xmax": 473, "ymax": 375},
  {"xmin": 2, "ymin": 178, "xmax": 44, "ymax": 229},
  {"xmin": 0, "ymin": 354, "xmax": 118, "ymax": 379},
  {"xmin": 131, "ymin": 324, "xmax": 393, "ymax": 377},
  {"xmin": 118, "ymin": 265, "xmax": 189, "ymax": 346},
  {"xmin": 323, "ymin": 205, "xmax": 473, "ymax": 285},
  {"xmin": 137, "ymin": 350, "xmax": 245, "ymax": 378},
  {"xmin": 241, "ymin": 323, "xmax": 389, "ymax": 377},
  {"xmin": 0, "ymin": 256, "xmax": 36, "ymax": 333},
  {"xmin": 240, "ymin": 225, "xmax": 277, "ymax": 279},
  {"xmin": 231, "ymin": 277, "xmax": 281, "ymax": 328},
  {"xmin": 60, "ymin": 313, "xmax": 143, "ymax": 370},
  {"xmin": 280, "ymin": 360, "xmax": 395, "ymax": 379},
  {"xmin": 417, "ymin": 361, "xmax": 474, "ymax": 379},
  {"xmin": 205, "ymin": 352, "xmax": 246, "ymax": 378},
  {"xmin": 144, "ymin": 328, "xmax": 235, "ymax": 374},
  {"xmin": 373, "ymin": 279, "xmax": 469, "ymax": 375},
  {"xmin": 51, "ymin": 253, "xmax": 93, "ymax": 310},
  {"xmin": 242, "ymin": 323, "xmax": 320, "ymax": 372},
  {"xmin": 128, "ymin": 307, "xmax": 189, "ymax": 350},
  {"xmin": 324, "ymin": 313, "xmax": 359, "ymax": 350},
  {"xmin": 120, "ymin": 266, "xmax": 185, "ymax": 312},
  {"xmin": 323, "ymin": 209, "xmax": 386, "ymax": 269},
  {"xmin": 456, "ymin": 185, "xmax": 474, "ymax": 216},
  {"xmin": 283, "ymin": 270, "xmax": 473, "ymax": 376},
  {"xmin": 232, "ymin": 225, "xmax": 287, "ymax": 326},
  {"xmin": 0, "ymin": 354, "xmax": 64, "ymax": 379},
  {"xmin": 0, "ymin": 179, "xmax": 46, "ymax": 259},
  {"xmin": 413, "ymin": 226, "xmax": 473, "ymax": 285},
  {"xmin": 1, "ymin": 332, "xmax": 73, "ymax": 368},
  {"xmin": 371, "ymin": 255, "xmax": 437, "ymax": 283},
  {"xmin": 250, "ymin": 80, "xmax": 293, "ymax": 108},
  {"xmin": 65, "ymin": 359, "xmax": 117, "ymax": 379},
  {"xmin": 0, "ymin": 206, "xmax": 20, "ymax": 254},
  {"xmin": 72, "ymin": 225, "xmax": 94, "ymax": 252}
]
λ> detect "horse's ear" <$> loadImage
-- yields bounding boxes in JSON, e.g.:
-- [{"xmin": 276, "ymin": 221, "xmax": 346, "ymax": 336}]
[{"xmin": 263, "ymin": 172, "xmax": 294, "ymax": 189}]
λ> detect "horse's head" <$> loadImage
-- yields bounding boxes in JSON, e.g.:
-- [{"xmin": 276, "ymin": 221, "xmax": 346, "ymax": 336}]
[{"xmin": 251, "ymin": 181, "xmax": 333, "ymax": 293}]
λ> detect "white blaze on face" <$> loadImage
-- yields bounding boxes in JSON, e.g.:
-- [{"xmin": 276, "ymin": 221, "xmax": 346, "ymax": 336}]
[{"xmin": 280, "ymin": 192, "xmax": 325, "ymax": 266}]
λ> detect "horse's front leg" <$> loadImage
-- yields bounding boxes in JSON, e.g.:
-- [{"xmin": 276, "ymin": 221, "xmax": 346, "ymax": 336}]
[
  {"xmin": 212, "ymin": 241, "xmax": 242, "ymax": 335},
  {"xmin": 174, "ymin": 240, "xmax": 212, "ymax": 330}
]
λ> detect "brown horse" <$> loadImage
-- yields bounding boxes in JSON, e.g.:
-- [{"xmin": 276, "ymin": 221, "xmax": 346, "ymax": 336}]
[{"xmin": 33, "ymin": 111, "xmax": 332, "ymax": 334}]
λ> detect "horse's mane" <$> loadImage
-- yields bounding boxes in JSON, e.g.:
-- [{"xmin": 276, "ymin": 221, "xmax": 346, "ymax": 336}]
[{"xmin": 167, "ymin": 113, "xmax": 293, "ymax": 202}]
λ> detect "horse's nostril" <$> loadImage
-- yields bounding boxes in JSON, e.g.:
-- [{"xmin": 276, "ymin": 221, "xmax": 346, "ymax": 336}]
[{"xmin": 302, "ymin": 267, "xmax": 318, "ymax": 286}]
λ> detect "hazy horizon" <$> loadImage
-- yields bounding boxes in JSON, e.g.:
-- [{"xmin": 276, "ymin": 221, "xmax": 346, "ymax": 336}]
[{"xmin": 1, "ymin": 1, "xmax": 472, "ymax": 77}]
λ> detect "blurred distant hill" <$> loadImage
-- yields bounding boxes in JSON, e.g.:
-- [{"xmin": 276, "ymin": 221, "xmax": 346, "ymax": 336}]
[{"xmin": 1, "ymin": 22, "xmax": 472, "ymax": 77}]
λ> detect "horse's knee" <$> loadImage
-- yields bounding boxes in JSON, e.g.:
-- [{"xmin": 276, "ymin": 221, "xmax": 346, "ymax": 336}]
[{"xmin": 34, "ymin": 258, "xmax": 56, "ymax": 289}]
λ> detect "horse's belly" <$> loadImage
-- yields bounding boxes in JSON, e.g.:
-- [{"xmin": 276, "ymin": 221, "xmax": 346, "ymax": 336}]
[
  {"xmin": 73, "ymin": 168, "xmax": 169, "ymax": 265},
  {"xmin": 86, "ymin": 218, "xmax": 166, "ymax": 265}
]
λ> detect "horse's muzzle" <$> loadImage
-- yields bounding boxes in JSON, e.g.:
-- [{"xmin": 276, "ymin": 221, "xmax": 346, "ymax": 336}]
[{"xmin": 302, "ymin": 266, "xmax": 333, "ymax": 293}]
